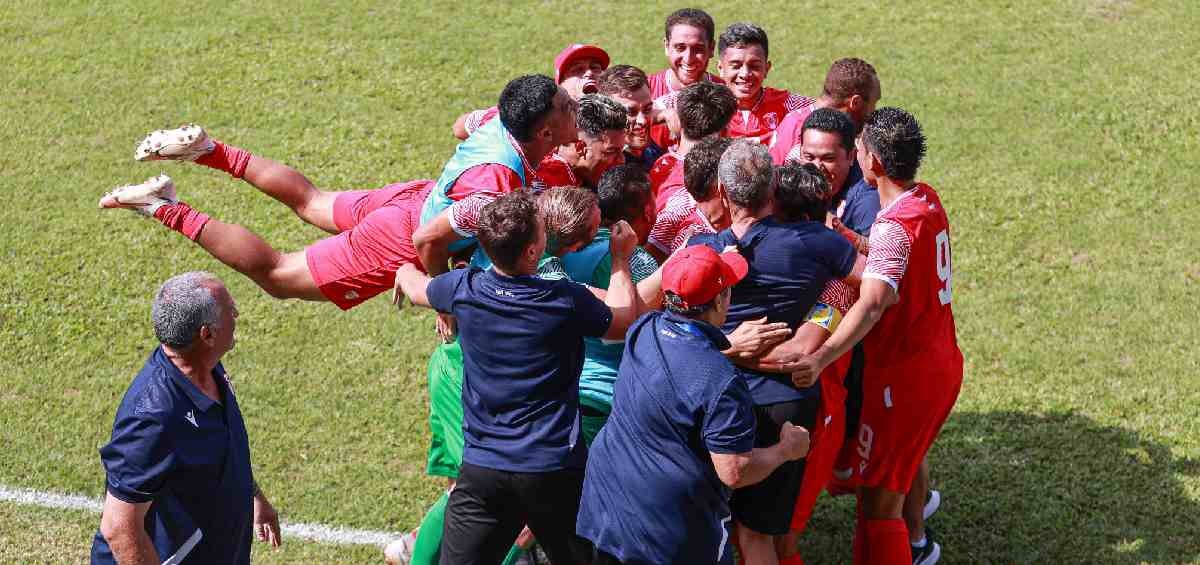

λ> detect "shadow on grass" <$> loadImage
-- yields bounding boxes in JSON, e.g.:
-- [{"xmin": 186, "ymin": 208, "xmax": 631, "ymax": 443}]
[
  {"xmin": 933, "ymin": 410, "xmax": 1198, "ymax": 563},
  {"xmin": 801, "ymin": 410, "xmax": 1199, "ymax": 563}
]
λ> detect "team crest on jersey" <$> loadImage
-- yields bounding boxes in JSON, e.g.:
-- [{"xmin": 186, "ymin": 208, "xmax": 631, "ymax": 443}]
[
  {"xmin": 764, "ymin": 113, "xmax": 778, "ymax": 129},
  {"xmin": 529, "ymin": 181, "xmax": 548, "ymax": 193}
]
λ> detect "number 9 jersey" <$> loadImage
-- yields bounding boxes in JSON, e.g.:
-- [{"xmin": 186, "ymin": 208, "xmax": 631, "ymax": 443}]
[{"xmin": 861, "ymin": 183, "xmax": 963, "ymax": 372}]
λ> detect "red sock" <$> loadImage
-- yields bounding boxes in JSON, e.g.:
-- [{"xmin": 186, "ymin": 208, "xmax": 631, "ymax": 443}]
[
  {"xmin": 778, "ymin": 554, "xmax": 803, "ymax": 565},
  {"xmin": 864, "ymin": 519, "xmax": 910, "ymax": 565},
  {"xmin": 154, "ymin": 202, "xmax": 211, "ymax": 241},
  {"xmin": 195, "ymin": 140, "xmax": 252, "ymax": 178}
]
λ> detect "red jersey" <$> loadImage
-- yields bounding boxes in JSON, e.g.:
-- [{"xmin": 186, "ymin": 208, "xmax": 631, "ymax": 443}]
[
  {"xmin": 725, "ymin": 87, "xmax": 813, "ymax": 145},
  {"xmin": 861, "ymin": 183, "xmax": 962, "ymax": 371},
  {"xmin": 648, "ymin": 150, "xmax": 685, "ymax": 213},
  {"xmin": 648, "ymin": 69, "xmax": 724, "ymax": 150},
  {"xmin": 768, "ymin": 104, "xmax": 817, "ymax": 164},
  {"xmin": 647, "ymin": 188, "xmax": 715, "ymax": 255}
]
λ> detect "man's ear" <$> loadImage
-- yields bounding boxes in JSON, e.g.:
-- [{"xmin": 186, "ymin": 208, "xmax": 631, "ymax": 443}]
[
  {"xmin": 866, "ymin": 149, "xmax": 886, "ymax": 177},
  {"xmin": 847, "ymin": 94, "xmax": 864, "ymax": 113},
  {"xmin": 198, "ymin": 325, "xmax": 214, "ymax": 346}
]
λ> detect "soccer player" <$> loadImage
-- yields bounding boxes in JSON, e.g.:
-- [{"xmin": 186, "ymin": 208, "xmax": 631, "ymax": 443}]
[
  {"xmin": 453, "ymin": 44, "xmax": 609, "ymax": 140},
  {"xmin": 769, "ymin": 57, "xmax": 881, "ymax": 164},
  {"xmin": 99, "ymin": 124, "xmax": 433, "ymax": 310},
  {"xmin": 394, "ymin": 191, "xmax": 643, "ymax": 565},
  {"xmin": 597, "ymin": 65, "xmax": 665, "ymax": 173},
  {"xmin": 646, "ymin": 136, "xmax": 732, "ymax": 262},
  {"xmin": 791, "ymin": 108, "xmax": 963, "ymax": 565},
  {"xmin": 647, "ymin": 81, "xmax": 736, "ymax": 224},
  {"xmin": 576, "ymin": 245, "xmax": 811, "ymax": 565},
  {"xmin": 647, "ymin": 8, "xmax": 723, "ymax": 149},
  {"xmin": 689, "ymin": 142, "xmax": 860, "ymax": 565},
  {"xmin": 714, "ymin": 23, "xmax": 813, "ymax": 145}
]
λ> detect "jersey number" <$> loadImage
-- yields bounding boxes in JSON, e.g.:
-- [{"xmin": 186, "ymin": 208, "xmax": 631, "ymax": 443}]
[{"xmin": 935, "ymin": 230, "xmax": 952, "ymax": 305}]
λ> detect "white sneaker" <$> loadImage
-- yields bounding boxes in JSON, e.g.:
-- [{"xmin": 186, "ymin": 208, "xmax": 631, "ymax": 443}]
[
  {"xmin": 99, "ymin": 174, "xmax": 177, "ymax": 216},
  {"xmin": 923, "ymin": 489, "xmax": 941, "ymax": 520},
  {"xmin": 383, "ymin": 528, "xmax": 418, "ymax": 565},
  {"xmin": 134, "ymin": 124, "xmax": 214, "ymax": 162}
]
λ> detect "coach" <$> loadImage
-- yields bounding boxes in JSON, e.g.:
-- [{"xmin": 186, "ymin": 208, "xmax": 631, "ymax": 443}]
[
  {"xmin": 577, "ymin": 246, "xmax": 811, "ymax": 565},
  {"xmin": 91, "ymin": 272, "xmax": 280, "ymax": 564}
]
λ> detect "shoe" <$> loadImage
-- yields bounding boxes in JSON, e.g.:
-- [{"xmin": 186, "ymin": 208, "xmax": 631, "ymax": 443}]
[
  {"xmin": 98, "ymin": 174, "xmax": 177, "ymax": 216},
  {"xmin": 924, "ymin": 489, "xmax": 941, "ymax": 520},
  {"xmin": 383, "ymin": 528, "xmax": 418, "ymax": 565},
  {"xmin": 911, "ymin": 527, "xmax": 941, "ymax": 565},
  {"xmin": 134, "ymin": 124, "xmax": 214, "ymax": 161}
]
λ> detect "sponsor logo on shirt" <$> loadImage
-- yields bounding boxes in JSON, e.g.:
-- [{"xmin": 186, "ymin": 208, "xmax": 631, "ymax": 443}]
[{"xmin": 764, "ymin": 112, "xmax": 778, "ymax": 129}]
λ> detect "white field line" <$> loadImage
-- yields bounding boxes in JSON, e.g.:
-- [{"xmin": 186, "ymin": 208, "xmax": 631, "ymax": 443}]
[{"xmin": 0, "ymin": 484, "xmax": 400, "ymax": 547}]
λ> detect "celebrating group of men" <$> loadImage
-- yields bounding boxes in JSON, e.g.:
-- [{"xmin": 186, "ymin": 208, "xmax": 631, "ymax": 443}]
[{"xmin": 92, "ymin": 7, "xmax": 962, "ymax": 565}]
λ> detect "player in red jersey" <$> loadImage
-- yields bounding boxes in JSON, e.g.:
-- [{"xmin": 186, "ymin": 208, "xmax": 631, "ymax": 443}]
[
  {"xmin": 770, "ymin": 58, "xmax": 881, "ymax": 164},
  {"xmin": 792, "ymin": 108, "xmax": 962, "ymax": 565},
  {"xmin": 98, "ymin": 124, "xmax": 432, "ymax": 311},
  {"xmin": 713, "ymin": 23, "xmax": 812, "ymax": 146},
  {"xmin": 598, "ymin": 65, "xmax": 667, "ymax": 173},
  {"xmin": 647, "ymin": 136, "xmax": 732, "ymax": 261},
  {"xmin": 647, "ymin": 8, "xmax": 723, "ymax": 149}
]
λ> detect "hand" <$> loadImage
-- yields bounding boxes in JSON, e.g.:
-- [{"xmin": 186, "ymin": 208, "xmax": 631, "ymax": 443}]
[
  {"xmin": 725, "ymin": 317, "xmax": 791, "ymax": 359},
  {"xmin": 608, "ymin": 220, "xmax": 637, "ymax": 262},
  {"xmin": 436, "ymin": 312, "xmax": 457, "ymax": 343},
  {"xmin": 790, "ymin": 352, "xmax": 827, "ymax": 388},
  {"xmin": 779, "ymin": 422, "xmax": 811, "ymax": 460},
  {"xmin": 391, "ymin": 274, "xmax": 407, "ymax": 311},
  {"xmin": 253, "ymin": 492, "xmax": 282, "ymax": 548}
]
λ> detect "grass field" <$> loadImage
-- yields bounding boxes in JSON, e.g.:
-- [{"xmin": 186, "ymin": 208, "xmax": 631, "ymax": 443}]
[{"xmin": 1, "ymin": 0, "xmax": 1198, "ymax": 562}]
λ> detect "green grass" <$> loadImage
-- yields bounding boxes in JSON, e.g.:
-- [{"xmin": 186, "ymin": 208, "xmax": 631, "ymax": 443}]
[{"xmin": 1, "ymin": 0, "xmax": 1198, "ymax": 562}]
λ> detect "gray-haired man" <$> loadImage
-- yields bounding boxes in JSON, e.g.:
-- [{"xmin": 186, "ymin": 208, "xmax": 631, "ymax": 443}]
[{"xmin": 92, "ymin": 272, "xmax": 281, "ymax": 564}]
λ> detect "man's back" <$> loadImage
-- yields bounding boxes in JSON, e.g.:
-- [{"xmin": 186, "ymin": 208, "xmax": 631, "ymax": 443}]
[{"xmin": 426, "ymin": 267, "xmax": 611, "ymax": 472}]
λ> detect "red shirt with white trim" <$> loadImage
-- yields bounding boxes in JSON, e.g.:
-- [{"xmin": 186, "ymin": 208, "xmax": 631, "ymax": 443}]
[
  {"xmin": 726, "ymin": 87, "xmax": 813, "ymax": 145},
  {"xmin": 768, "ymin": 104, "xmax": 817, "ymax": 164},
  {"xmin": 647, "ymin": 70, "xmax": 724, "ymax": 150},
  {"xmin": 861, "ymin": 183, "xmax": 962, "ymax": 371},
  {"xmin": 647, "ymin": 189, "xmax": 715, "ymax": 255},
  {"xmin": 648, "ymin": 150, "xmax": 685, "ymax": 214}
]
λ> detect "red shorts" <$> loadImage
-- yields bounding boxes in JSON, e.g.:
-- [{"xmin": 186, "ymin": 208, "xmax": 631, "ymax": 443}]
[
  {"xmin": 305, "ymin": 180, "xmax": 431, "ymax": 310},
  {"xmin": 847, "ymin": 357, "xmax": 962, "ymax": 493},
  {"xmin": 790, "ymin": 352, "xmax": 851, "ymax": 533}
]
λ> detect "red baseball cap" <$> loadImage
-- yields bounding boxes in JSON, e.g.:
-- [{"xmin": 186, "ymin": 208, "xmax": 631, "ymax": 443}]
[
  {"xmin": 554, "ymin": 44, "xmax": 610, "ymax": 84},
  {"xmin": 662, "ymin": 245, "xmax": 749, "ymax": 309}
]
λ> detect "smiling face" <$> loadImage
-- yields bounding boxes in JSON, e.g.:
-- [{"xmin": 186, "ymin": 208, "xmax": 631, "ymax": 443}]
[
  {"xmin": 609, "ymin": 85, "xmax": 654, "ymax": 150},
  {"xmin": 798, "ymin": 129, "xmax": 853, "ymax": 195},
  {"xmin": 663, "ymin": 24, "xmax": 713, "ymax": 86},
  {"xmin": 718, "ymin": 43, "xmax": 771, "ymax": 103},
  {"xmin": 559, "ymin": 57, "xmax": 607, "ymax": 99},
  {"xmin": 546, "ymin": 88, "xmax": 581, "ymax": 147}
]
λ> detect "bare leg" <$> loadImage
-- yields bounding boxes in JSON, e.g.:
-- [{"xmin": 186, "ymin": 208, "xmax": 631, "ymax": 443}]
[
  {"xmin": 193, "ymin": 219, "xmax": 325, "ymax": 301},
  {"xmin": 237, "ymin": 155, "xmax": 340, "ymax": 233},
  {"xmin": 903, "ymin": 457, "xmax": 930, "ymax": 543},
  {"xmin": 736, "ymin": 523, "xmax": 779, "ymax": 565}
]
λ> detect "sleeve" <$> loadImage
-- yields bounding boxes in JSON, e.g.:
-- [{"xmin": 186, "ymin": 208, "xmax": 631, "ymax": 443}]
[
  {"xmin": 536, "ymin": 256, "xmax": 570, "ymax": 281},
  {"xmin": 447, "ymin": 193, "xmax": 496, "ymax": 237},
  {"xmin": 99, "ymin": 402, "xmax": 175, "ymax": 503},
  {"xmin": 783, "ymin": 144, "xmax": 804, "ymax": 165},
  {"xmin": 629, "ymin": 248, "xmax": 660, "ymax": 283},
  {"xmin": 827, "ymin": 230, "xmax": 859, "ymax": 280},
  {"xmin": 863, "ymin": 219, "xmax": 913, "ymax": 291},
  {"xmin": 652, "ymin": 91, "xmax": 678, "ymax": 111},
  {"xmin": 464, "ymin": 107, "xmax": 498, "ymax": 136},
  {"xmin": 567, "ymin": 283, "xmax": 614, "ymax": 338},
  {"xmin": 803, "ymin": 301, "xmax": 843, "ymax": 333},
  {"xmin": 785, "ymin": 93, "xmax": 814, "ymax": 113},
  {"xmin": 444, "ymin": 163, "xmax": 523, "ymax": 202},
  {"xmin": 702, "ymin": 372, "xmax": 757, "ymax": 454},
  {"xmin": 647, "ymin": 200, "xmax": 688, "ymax": 253},
  {"xmin": 818, "ymin": 279, "xmax": 858, "ymax": 314},
  {"xmin": 426, "ymin": 270, "xmax": 467, "ymax": 314}
]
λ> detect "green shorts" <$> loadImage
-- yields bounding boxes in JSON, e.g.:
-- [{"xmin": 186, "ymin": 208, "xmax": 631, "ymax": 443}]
[{"xmin": 426, "ymin": 341, "xmax": 464, "ymax": 479}]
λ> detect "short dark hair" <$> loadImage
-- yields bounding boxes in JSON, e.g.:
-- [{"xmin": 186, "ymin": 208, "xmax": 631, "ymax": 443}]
[
  {"xmin": 685, "ymin": 136, "xmax": 732, "ymax": 201},
  {"xmin": 677, "ymin": 82, "xmax": 736, "ymax": 140},
  {"xmin": 774, "ymin": 163, "xmax": 829, "ymax": 223},
  {"xmin": 478, "ymin": 191, "xmax": 540, "ymax": 271},
  {"xmin": 665, "ymin": 8, "xmax": 715, "ymax": 46},
  {"xmin": 577, "ymin": 94, "xmax": 627, "ymax": 138},
  {"xmin": 822, "ymin": 58, "xmax": 879, "ymax": 103},
  {"xmin": 499, "ymin": 75, "xmax": 559, "ymax": 143},
  {"xmin": 802, "ymin": 108, "xmax": 856, "ymax": 152},
  {"xmin": 598, "ymin": 65, "xmax": 649, "ymax": 97},
  {"xmin": 664, "ymin": 286, "xmax": 729, "ymax": 316},
  {"xmin": 597, "ymin": 164, "xmax": 651, "ymax": 225},
  {"xmin": 862, "ymin": 107, "xmax": 926, "ymax": 182},
  {"xmin": 718, "ymin": 22, "xmax": 769, "ymax": 58}
]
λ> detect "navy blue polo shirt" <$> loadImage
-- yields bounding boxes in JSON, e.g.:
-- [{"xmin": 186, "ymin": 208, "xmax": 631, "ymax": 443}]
[
  {"xmin": 691, "ymin": 219, "xmax": 856, "ymax": 405},
  {"xmin": 829, "ymin": 161, "xmax": 865, "ymax": 214},
  {"xmin": 91, "ymin": 347, "xmax": 254, "ymax": 565},
  {"xmin": 577, "ymin": 311, "xmax": 755, "ymax": 565},
  {"xmin": 838, "ymin": 177, "xmax": 882, "ymax": 235},
  {"xmin": 624, "ymin": 140, "xmax": 666, "ymax": 173},
  {"xmin": 427, "ymin": 267, "xmax": 612, "ymax": 472}
]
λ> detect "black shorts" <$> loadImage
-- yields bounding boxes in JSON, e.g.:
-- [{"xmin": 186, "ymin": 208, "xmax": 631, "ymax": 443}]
[
  {"xmin": 441, "ymin": 462, "xmax": 590, "ymax": 565},
  {"xmin": 730, "ymin": 396, "xmax": 820, "ymax": 535}
]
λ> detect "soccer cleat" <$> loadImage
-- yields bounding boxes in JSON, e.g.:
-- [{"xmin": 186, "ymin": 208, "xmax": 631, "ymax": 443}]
[
  {"xmin": 134, "ymin": 124, "xmax": 215, "ymax": 162},
  {"xmin": 924, "ymin": 489, "xmax": 941, "ymax": 520},
  {"xmin": 911, "ymin": 527, "xmax": 941, "ymax": 565},
  {"xmin": 382, "ymin": 528, "xmax": 418, "ymax": 565},
  {"xmin": 98, "ymin": 174, "xmax": 177, "ymax": 216}
]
